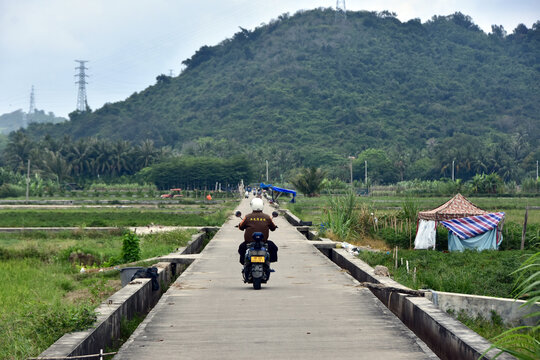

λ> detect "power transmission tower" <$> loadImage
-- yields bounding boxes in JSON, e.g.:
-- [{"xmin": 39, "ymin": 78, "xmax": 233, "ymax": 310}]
[
  {"xmin": 26, "ymin": 85, "xmax": 36, "ymax": 126},
  {"xmin": 169, "ymin": 69, "xmax": 174, "ymax": 77},
  {"xmin": 335, "ymin": 0, "xmax": 346, "ymax": 21},
  {"xmin": 28, "ymin": 85, "xmax": 35, "ymax": 114},
  {"xmin": 74, "ymin": 60, "xmax": 89, "ymax": 112}
]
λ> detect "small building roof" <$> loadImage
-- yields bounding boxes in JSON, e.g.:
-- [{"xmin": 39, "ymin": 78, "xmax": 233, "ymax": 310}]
[{"xmin": 418, "ymin": 193, "xmax": 487, "ymax": 221}]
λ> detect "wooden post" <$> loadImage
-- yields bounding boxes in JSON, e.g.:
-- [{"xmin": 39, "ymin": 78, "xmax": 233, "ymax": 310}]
[
  {"xmin": 25, "ymin": 159, "xmax": 30, "ymax": 203},
  {"xmin": 409, "ymin": 219, "xmax": 412, "ymax": 249},
  {"xmin": 521, "ymin": 207, "xmax": 528, "ymax": 250}
]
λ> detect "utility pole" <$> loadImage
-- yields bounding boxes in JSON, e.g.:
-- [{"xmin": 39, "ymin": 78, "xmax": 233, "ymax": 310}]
[
  {"xmin": 364, "ymin": 160, "xmax": 368, "ymax": 187},
  {"xmin": 452, "ymin": 160, "xmax": 455, "ymax": 181},
  {"xmin": 266, "ymin": 160, "xmax": 269, "ymax": 183},
  {"xmin": 169, "ymin": 69, "xmax": 174, "ymax": 77},
  {"xmin": 537, "ymin": 160, "xmax": 538, "ymax": 181},
  {"xmin": 74, "ymin": 60, "xmax": 89, "ymax": 112},
  {"xmin": 348, "ymin": 156, "xmax": 355, "ymax": 185}
]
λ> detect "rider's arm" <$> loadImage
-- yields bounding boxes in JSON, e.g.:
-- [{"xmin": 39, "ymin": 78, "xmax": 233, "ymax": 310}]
[
  {"xmin": 268, "ymin": 218, "xmax": 277, "ymax": 231},
  {"xmin": 238, "ymin": 217, "xmax": 248, "ymax": 230}
]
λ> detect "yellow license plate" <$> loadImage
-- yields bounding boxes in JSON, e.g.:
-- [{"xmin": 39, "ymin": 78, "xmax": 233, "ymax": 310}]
[{"xmin": 251, "ymin": 256, "xmax": 265, "ymax": 263}]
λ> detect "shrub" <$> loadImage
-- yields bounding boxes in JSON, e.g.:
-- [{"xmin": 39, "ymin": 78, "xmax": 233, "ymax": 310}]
[
  {"xmin": 122, "ymin": 231, "xmax": 141, "ymax": 263},
  {"xmin": 0, "ymin": 183, "xmax": 25, "ymax": 198},
  {"xmin": 500, "ymin": 222, "xmax": 539, "ymax": 251},
  {"xmin": 377, "ymin": 227, "xmax": 410, "ymax": 248},
  {"xmin": 522, "ymin": 178, "xmax": 539, "ymax": 194}
]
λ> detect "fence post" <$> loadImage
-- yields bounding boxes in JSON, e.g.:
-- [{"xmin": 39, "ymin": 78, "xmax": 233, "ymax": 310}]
[{"xmin": 521, "ymin": 206, "xmax": 528, "ymax": 250}]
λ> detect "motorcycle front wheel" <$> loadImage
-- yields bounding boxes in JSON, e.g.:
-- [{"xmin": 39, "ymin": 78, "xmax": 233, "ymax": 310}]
[{"xmin": 252, "ymin": 277, "xmax": 262, "ymax": 290}]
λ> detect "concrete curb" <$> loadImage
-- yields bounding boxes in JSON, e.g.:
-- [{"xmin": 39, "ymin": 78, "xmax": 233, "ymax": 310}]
[
  {"xmin": 325, "ymin": 248, "xmax": 513, "ymax": 360},
  {"xmin": 425, "ymin": 290, "xmax": 539, "ymax": 327},
  {"xmin": 36, "ymin": 231, "xmax": 209, "ymax": 359},
  {"xmin": 279, "ymin": 208, "xmax": 301, "ymax": 226}
]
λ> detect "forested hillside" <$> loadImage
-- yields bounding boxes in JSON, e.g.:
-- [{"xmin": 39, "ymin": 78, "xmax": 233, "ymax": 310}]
[
  {"xmin": 19, "ymin": 9, "xmax": 540, "ymax": 182},
  {"xmin": 0, "ymin": 110, "xmax": 65, "ymax": 134}
]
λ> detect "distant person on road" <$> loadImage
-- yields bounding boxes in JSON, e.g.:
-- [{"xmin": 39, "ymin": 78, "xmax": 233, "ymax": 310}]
[{"xmin": 237, "ymin": 197, "xmax": 278, "ymax": 265}]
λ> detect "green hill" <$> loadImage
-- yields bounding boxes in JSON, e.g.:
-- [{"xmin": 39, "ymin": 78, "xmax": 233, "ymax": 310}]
[
  {"xmin": 0, "ymin": 109, "xmax": 66, "ymax": 134},
  {"xmin": 25, "ymin": 9, "xmax": 539, "ymax": 182}
]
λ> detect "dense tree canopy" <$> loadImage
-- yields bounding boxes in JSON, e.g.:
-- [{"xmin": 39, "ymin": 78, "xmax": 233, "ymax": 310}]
[{"xmin": 139, "ymin": 156, "xmax": 254, "ymax": 190}]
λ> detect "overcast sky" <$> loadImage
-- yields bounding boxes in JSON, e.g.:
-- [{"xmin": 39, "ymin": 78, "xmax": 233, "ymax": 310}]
[{"xmin": 1, "ymin": 0, "xmax": 538, "ymax": 119}]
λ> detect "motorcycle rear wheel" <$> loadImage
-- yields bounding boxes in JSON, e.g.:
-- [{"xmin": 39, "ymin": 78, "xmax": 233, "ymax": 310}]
[{"xmin": 253, "ymin": 277, "xmax": 262, "ymax": 290}]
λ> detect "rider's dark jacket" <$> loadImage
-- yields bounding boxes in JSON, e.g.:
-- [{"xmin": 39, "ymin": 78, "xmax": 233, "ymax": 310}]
[{"xmin": 238, "ymin": 210, "xmax": 277, "ymax": 243}]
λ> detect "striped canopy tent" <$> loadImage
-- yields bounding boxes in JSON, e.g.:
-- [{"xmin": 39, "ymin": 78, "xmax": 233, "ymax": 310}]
[
  {"xmin": 415, "ymin": 194, "xmax": 505, "ymax": 251},
  {"xmin": 418, "ymin": 193, "xmax": 487, "ymax": 221}
]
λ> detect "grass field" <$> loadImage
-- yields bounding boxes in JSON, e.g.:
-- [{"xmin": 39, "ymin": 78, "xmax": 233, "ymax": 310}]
[
  {"xmin": 0, "ymin": 195, "xmax": 238, "ymax": 359},
  {"xmin": 0, "ymin": 202, "xmax": 238, "ymax": 227},
  {"xmin": 0, "ymin": 229, "xmax": 200, "ymax": 359},
  {"xmin": 356, "ymin": 249, "xmax": 534, "ymax": 297}
]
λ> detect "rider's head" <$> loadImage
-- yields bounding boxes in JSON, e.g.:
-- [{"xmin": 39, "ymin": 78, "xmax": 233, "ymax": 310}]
[{"xmin": 250, "ymin": 197, "xmax": 264, "ymax": 212}]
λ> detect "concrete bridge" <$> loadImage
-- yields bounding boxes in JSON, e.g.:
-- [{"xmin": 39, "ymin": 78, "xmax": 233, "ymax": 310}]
[{"xmin": 114, "ymin": 197, "xmax": 437, "ymax": 359}]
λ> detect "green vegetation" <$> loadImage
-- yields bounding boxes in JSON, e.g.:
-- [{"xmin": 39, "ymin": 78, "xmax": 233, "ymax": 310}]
[
  {"xmin": 449, "ymin": 310, "xmax": 510, "ymax": 341},
  {"xmin": 0, "ymin": 208, "xmax": 230, "ymax": 227},
  {"xmin": 290, "ymin": 167, "xmax": 326, "ymax": 197},
  {"xmin": 0, "ymin": 228, "xmax": 197, "ymax": 359},
  {"xmin": 20, "ymin": 9, "xmax": 539, "ymax": 184},
  {"xmin": 284, "ymin": 194, "xmax": 539, "ymax": 251},
  {"xmin": 481, "ymin": 252, "xmax": 540, "ymax": 359},
  {"xmin": 357, "ymin": 249, "xmax": 533, "ymax": 297},
  {"xmin": 121, "ymin": 231, "xmax": 141, "ymax": 263},
  {"xmin": 140, "ymin": 155, "xmax": 254, "ymax": 189},
  {"xmin": 0, "ymin": 109, "xmax": 66, "ymax": 135}
]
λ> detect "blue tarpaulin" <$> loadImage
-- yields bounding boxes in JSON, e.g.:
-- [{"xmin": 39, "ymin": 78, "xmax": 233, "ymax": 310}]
[
  {"xmin": 260, "ymin": 183, "xmax": 297, "ymax": 203},
  {"xmin": 448, "ymin": 228, "xmax": 502, "ymax": 251}
]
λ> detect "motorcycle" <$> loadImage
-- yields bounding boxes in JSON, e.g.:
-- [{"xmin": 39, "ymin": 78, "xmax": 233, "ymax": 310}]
[{"xmin": 235, "ymin": 210, "xmax": 278, "ymax": 290}]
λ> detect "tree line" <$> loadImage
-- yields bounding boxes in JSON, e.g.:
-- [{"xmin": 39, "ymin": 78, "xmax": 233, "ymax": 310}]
[{"xmin": 0, "ymin": 131, "xmax": 254, "ymax": 192}]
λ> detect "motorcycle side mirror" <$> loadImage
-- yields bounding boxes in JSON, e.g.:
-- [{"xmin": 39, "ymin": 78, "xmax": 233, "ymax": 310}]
[
  {"xmin": 235, "ymin": 211, "xmax": 242, "ymax": 218},
  {"xmin": 272, "ymin": 211, "xmax": 279, "ymax": 218}
]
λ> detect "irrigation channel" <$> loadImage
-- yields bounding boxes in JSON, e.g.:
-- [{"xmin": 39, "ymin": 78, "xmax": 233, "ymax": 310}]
[{"xmin": 36, "ymin": 197, "xmax": 510, "ymax": 360}]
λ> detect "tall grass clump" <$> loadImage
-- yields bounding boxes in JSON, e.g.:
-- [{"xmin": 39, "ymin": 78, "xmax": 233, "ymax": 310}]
[{"xmin": 322, "ymin": 192, "xmax": 359, "ymax": 241}]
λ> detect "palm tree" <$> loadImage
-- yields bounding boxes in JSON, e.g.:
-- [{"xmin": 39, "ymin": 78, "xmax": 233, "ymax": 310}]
[
  {"xmin": 66, "ymin": 139, "xmax": 91, "ymax": 178},
  {"xmin": 291, "ymin": 167, "xmax": 326, "ymax": 197},
  {"xmin": 136, "ymin": 139, "xmax": 158, "ymax": 168},
  {"xmin": 4, "ymin": 130, "xmax": 34, "ymax": 173},
  {"xmin": 110, "ymin": 140, "xmax": 133, "ymax": 176},
  {"xmin": 41, "ymin": 150, "xmax": 72, "ymax": 185}
]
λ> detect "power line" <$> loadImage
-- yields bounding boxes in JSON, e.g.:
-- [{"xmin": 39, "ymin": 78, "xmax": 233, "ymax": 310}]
[{"xmin": 74, "ymin": 60, "xmax": 89, "ymax": 111}]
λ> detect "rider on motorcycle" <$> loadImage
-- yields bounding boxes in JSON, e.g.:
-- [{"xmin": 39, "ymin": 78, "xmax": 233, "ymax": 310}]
[{"xmin": 237, "ymin": 197, "xmax": 278, "ymax": 265}]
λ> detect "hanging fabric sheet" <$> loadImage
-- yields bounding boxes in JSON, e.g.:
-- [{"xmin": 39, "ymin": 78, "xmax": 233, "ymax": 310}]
[
  {"xmin": 414, "ymin": 219, "xmax": 436, "ymax": 249},
  {"xmin": 448, "ymin": 228, "xmax": 502, "ymax": 251}
]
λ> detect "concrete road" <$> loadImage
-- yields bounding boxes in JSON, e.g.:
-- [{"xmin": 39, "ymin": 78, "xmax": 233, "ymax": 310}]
[{"xmin": 114, "ymin": 198, "xmax": 437, "ymax": 359}]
